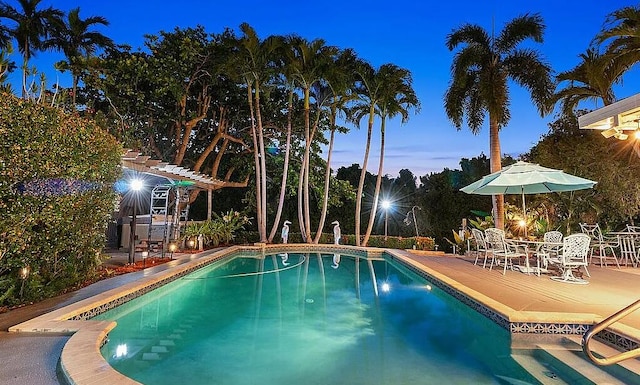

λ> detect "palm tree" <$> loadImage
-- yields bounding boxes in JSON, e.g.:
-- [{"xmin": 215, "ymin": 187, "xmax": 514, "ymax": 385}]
[
  {"xmin": 350, "ymin": 61, "xmax": 377, "ymax": 246},
  {"xmin": 596, "ymin": 5, "xmax": 640, "ymax": 71},
  {"xmin": 235, "ymin": 23, "xmax": 280, "ymax": 242},
  {"xmin": 354, "ymin": 63, "xmax": 419, "ymax": 246},
  {"xmin": 0, "ymin": 45, "xmax": 15, "ymax": 93},
  {"xmin": 312, "ymin": 48, "xmax": 358, "ymax": 244},
  {"xmin": 0, "ymin": 19, "xmax": 11, "ymax": 49},
  {"xmin": 444, "ymin": 13, "xmax": 554, "ymax": 230},
  {"xmin": 0, "ymin": 0, "xmax": 63, "ymax": 97},
  {"xmin": 552, "ymin": 48, "xmax": 627, "ymax": 115},
  {"xmin": 45, "ymin": 7, "xmax": 113, "ymax": 105},
  {"xmin": 285, "ymin": 36, "xmax": 336, "ymax": 242}
]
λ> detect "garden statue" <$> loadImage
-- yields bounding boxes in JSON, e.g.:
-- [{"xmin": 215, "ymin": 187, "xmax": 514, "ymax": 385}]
[
  {"xmin": 281, "ymin": 220, "xmax": 291, "ymax": 243},
  {"xmin": 332, "ymin": 221, "xmax": 341, "ymax": 245}
]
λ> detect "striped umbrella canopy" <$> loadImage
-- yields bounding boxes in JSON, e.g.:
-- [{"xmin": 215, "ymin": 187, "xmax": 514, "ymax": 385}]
[{"xmin": 461, "ymin": 161, "xmax": 597, "ymax": 235}]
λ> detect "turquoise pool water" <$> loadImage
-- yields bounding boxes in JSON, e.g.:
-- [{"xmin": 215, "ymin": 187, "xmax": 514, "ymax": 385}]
[{"xmin": 95, "ymin": 252, "xmax": 539, "ymax": 384}]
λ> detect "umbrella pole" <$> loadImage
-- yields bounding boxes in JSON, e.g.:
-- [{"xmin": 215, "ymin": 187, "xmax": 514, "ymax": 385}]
[{"xmin": 521, "ymin": 191, "xmax": 527, "ymax": 238}]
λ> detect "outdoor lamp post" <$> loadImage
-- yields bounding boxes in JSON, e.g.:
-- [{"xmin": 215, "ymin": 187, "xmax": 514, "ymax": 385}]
[
  {"xmin": 405, "ymin": 205, "xmax": 421, "ymax": 237},
  {"xmin": 141, "ymin": 250, "xmax": 148, "ymax": 267},
  {"xmin": 381, "ymin": 199, "xmax": 391, "ymax": 241},
  {"xmin": 128, "ymin": 178, "xmax": 143, "ymax": 265},
  {"xmin": 19, "ymin": 266, "xmax": 30, "ymax": 298},
  {"xmin": 168, "ymin": 242, "xmax": 177, "ymax": 259}
]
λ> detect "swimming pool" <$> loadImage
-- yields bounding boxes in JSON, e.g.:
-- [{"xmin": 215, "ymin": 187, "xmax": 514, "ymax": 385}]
[{"xmin": 94, "ymin": 252, "xmax": 539, "ymax": 385}]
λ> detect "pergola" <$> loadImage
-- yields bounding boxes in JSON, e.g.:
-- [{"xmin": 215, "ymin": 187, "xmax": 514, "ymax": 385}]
[
  {"xmin": 578, "ymin": 93, "xmax": 640, "ymax": 139},
  {"xmin": 121, "ymin": 149, "xmax": 224, "ymax": 220}
]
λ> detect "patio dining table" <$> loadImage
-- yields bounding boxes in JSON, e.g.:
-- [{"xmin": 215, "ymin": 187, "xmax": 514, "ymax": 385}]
[{"xmin": 508, "ymin": 239, "xmax": 563, "ymax": 276}]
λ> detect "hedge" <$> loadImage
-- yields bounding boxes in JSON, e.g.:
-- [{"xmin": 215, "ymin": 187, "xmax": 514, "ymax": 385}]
[
  {"xmin": 234, "ymin": 231, "xmax": 435, "ymax": 250},
  {"xmin": 0, "ymin": 94, "xmax": 122, "ymax": 307}
]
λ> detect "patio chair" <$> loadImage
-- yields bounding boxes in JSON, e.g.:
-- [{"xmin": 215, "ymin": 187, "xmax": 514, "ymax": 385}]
[
  {"xmin": 537, "ymin": 231, "xmax": 563, "ymax": 270},
  {"xmin": 485, "ymin": 228, "xmax": 527, "ymax": 275},
  {"xmin": 548, "ymin": 233, "xmax": 591, "ymax": 284},
  {"xmin": 626, "ymin": 225, "xmax": 640, "ymax": 233},
  {"xmin": 617, "ymin": 234, "xmax": 639, "ymax": 268},
  {"xmin": 579, "ymin": 223, "xmax": 621, "ymax": 269},
  {"xmin": 471, "ymin": 228, "xmax": 490, "ymax": 267}
]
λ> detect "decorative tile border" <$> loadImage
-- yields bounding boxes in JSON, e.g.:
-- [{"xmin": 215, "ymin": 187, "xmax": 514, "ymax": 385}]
[
  {"xmin": 67, "ymin": 245, "xmax": 377, "ymax": 321},
  {"xmin": 385, "ymin": 251, "xmax": 640, "ymax": 353},
  {"xmin": 69, "ymin": 251, "xmax": 231, "ymax": 320},
  {"xmin": 61, "ymin": 245, "xmax": 639, "ymax": 355}
]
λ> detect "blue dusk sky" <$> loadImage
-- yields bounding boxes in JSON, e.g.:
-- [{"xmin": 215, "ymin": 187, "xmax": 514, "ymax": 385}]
[{"xmin": 5, "ymin": 0, "xmax": 640, "ymax": 178}]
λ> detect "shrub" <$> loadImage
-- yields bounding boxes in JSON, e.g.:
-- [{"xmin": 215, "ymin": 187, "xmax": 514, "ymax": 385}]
[
  {"xmin": 0, "ymin": 94, "xmax": 122, "ymax": 306},
  {"xmin": 181, "ymin": 211, "xmax": 251, "ymax": 247}
]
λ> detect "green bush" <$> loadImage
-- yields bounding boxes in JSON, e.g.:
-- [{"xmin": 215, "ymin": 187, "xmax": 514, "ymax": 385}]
[
  {"xmin": 181, "ymin": 211, "xmax": 251, "ymax": 247},
  {"xmin": 0, "ymin": 94, "xmax": 121, "ymax": 307},
  {"xmin": 271, "ymin": 233, "xmax": 436, "ymax": 250}
]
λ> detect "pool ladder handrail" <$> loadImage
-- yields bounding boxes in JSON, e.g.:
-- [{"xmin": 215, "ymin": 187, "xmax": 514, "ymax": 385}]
[{"xmin": 582, "ymin": 298, "xmax": 640, "ymax": 365}]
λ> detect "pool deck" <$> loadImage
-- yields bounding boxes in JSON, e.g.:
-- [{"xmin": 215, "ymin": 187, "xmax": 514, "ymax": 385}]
[{"xmin": 1, "ymin": 246, "xmax": 639, "ymax": 384}]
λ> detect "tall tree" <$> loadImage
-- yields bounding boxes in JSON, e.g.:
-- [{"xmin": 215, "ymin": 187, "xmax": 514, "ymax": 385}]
[
  {"xmin": 0, "ymin": 0, "xmax": 63, "ymax": 97},
  {"xmin": 596, "ymin": 5, "xmax": 640, "ymax": 71},
  {"xmin": 350, "ymin": 61, "xmax": 377, "ymax": 246},
  {"xmin": 0, "ymin": 18, "xmax": 10, "ymax": 49},
  {"xmin": 312, "ymin": 48, "xmax": 357, "ymax": 243},
  {"xmin": 355, "ymin": 63, "xmax": 419, "ymax": 246},
  {"xmin": 45, "ymin": 7, "xmax": 113, "ymax": 105},
  {"xmin": 444, "ymin": 13, "xmax": 554, "ymax": 230},
  {"xmin": 552, "ymin": 48, "xmax": 627, "ymax": 115},
  {"xmin": 235, "ymin": 23, "xmax": 281, "ymax": 242},
  {"xmin": 285, "ymin": 36, "xmax": 336, "ymax": 242}
]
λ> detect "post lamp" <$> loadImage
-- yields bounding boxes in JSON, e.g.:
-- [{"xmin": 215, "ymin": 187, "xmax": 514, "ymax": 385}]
[
  {"xmin": 128, "ymin": 178, "xmax": 144, "ymax": 265},
  {"xmin": 168, "ymin": 242, "xmax": 177, "ymax": 260},
  {"xmin": 404, "ymin": 206, "xmax": 421, "ymax": 238},
  {"xmin": 19, "ymin": 266, "xmax": 30, "ymax": 298},
  {"xmin": 141, "ymin": 250, "xmax": 149, "ymax": 267},
  {"xmin": 381, "ymin": 199, "xmax": 391, "ymax": 241}
]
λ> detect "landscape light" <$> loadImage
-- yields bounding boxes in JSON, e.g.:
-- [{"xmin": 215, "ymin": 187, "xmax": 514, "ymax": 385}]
[
  {"xmin": 128, "ymin": 178, "xmax": 144, "ymax": 265},
  {"xmin": 381, "ymin": 199, "xmax": 392, "ymax": 241},
  {"xmin": 169, "ymin": 242, "xmax": 177, "ymax": 259}
]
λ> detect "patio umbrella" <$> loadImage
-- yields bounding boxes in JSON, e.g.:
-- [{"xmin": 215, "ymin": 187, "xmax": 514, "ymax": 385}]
[{"xmin": 460, "ymin": 161, "xmax": 597, "ymax": 236}]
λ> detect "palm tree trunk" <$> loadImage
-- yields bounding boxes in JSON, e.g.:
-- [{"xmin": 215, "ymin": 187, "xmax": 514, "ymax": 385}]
[
  {"xmin": 255, "ymin": 82, "xmax": 268, "ymax": 242},
  {"xmin": 21, "ymin": 61, "xmax": 27, "ymax": 98},
  {"xmin": 362, "ymin": 117, "xmax": 386, "ymax": 246},
  {"xmin": 355, "ymin": 107, "xmax": 375, "ymax": 246},
  {"xmin": 302, "ymin": 88, "xmax": 313, "ymax": 242},
  {"xmin": 297, "ymin": 155, "xmax": 307, "ymax": 242},
  {"xmin": 247, "ymin": 83, "xmax": 264, "ymax": 241},
  {"xmin": 314, "ymin": 125, "xmax": 336, "ymax": 244},
  {"xmin": 268, "ymin": 88, "xmax": 294, "ymax": 242},
  {"xmin": 72, "ymin": 73, "xmax": 78, "ymax": 106},
  {"xmin": 489, "ymin": 115, "xmax": 504, "ymax": 230}
]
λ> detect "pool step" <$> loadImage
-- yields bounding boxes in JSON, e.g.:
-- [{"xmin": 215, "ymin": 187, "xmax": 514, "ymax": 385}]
[
  {"xmin": 150, "ymin": 345, "xmax": 169, "ymax": 354},
  {"xmin": 536, "ymin": 342, "xmax": 627, "ymax": 385},
  {"xmin": 142, "ymin": 352, "xmax": 161, "ymax": 361},
  {"xmin": 512, "ymin": 336, "xmax": 640, "ymax": 385},
  {"xmin": 564, "ymin": 335, "xmax": 640, "ymax": 376},
  {"xmin": 510, "ymin": 353, "xmax": 570, "ymax": 384}
]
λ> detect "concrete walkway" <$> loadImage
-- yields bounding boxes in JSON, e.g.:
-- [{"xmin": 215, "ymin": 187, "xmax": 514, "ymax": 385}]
[
  {"xmin": 0, "ymin": 250, "xmax": 214, "ymax": 385},
  {"xmin": 1, "ymin": 248, "xmax": 639, "ymax": 385}
]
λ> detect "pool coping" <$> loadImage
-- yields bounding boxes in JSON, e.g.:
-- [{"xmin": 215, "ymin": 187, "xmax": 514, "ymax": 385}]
[{"xmin": 9, "ymin": 244, "xmax": 640, "ymax": 385}]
